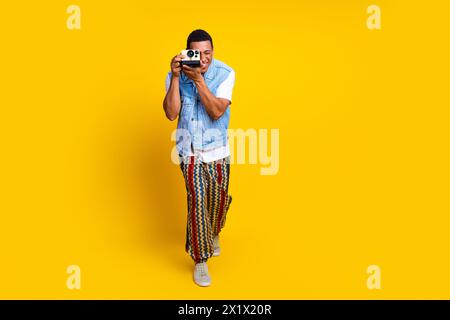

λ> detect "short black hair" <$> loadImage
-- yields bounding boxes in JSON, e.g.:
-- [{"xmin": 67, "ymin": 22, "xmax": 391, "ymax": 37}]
[{"xmin": 187, "ymin": 29, "xmax": 213, "ymax": 49}]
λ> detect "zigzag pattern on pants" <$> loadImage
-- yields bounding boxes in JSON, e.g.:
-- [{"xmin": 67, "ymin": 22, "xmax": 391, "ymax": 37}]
[{"xmin": 180, "ymin": 155, "xmax": 232, "ymax": 263}]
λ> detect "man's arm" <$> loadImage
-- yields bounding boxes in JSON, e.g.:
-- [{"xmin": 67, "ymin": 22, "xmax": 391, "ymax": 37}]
[
  {"xmin": 163, "ymin": 54, "xmax": 184, "ymax": 121},
  {"xmin": 163, "ymin": 75, "xmax": 181, "ymax": 121},
  {"xmin": 194, "ymin": 78, "xmax": 230, "ymax": 121},
  {"xmin": 182, "ymin": 65, "xmax": 231, "ymax": 121}
]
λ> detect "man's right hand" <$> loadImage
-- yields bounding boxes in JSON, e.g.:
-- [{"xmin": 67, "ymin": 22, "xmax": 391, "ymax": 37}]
[{"xmin": 170, "ymin": 54, "xmax": 185, "ymax": 78}]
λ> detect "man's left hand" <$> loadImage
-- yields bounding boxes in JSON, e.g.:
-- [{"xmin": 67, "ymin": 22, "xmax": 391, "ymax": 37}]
[{"xmin": 182, "ymin": 65, "xmax": 203, "ymax": 83}]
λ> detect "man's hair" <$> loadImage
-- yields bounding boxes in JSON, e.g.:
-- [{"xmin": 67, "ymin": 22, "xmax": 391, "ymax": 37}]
[{"xmin": 187, "ymin": 29, "xmax": 213, "ymax": 49}]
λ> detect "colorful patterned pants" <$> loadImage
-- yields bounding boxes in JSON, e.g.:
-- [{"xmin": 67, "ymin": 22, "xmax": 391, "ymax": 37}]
[{"xmin": 179, "ymin": 155, "xmax": 233, "ymax": 263}]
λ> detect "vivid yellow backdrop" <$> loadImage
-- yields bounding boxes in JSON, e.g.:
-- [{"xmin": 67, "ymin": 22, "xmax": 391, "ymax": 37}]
[{"xmin": 1, "ymin": 0, "xmax": 449, "ymax": 299}]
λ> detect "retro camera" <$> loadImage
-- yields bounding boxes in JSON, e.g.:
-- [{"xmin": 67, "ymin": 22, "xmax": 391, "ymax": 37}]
[{"xmin": 180, "ymin": 49, "xmax": 201, "ymax": 67}]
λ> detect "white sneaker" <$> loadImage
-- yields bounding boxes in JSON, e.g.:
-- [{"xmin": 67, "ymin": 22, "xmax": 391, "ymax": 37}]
[
  {"xmin": 213, "ymin": 235, "xmax": 220, "ymax": 257},
  {"xmin": 193, "ymin": 262, "xmax": 211, "ymax": 287}
]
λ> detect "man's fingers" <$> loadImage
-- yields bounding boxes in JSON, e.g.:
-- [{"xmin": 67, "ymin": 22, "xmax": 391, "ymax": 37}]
[
  {"xmin": 174, "ymin": 54, "xmax": 185, "ymax": 60},
  {"xmin": 174, "ymin": 56, "xmax": 183, "ymax": 62}
]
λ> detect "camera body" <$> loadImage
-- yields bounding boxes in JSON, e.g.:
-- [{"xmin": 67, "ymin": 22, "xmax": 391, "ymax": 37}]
[{"xmin": 180, "ymin": 49, "xmax": 201, "ymax": 67}]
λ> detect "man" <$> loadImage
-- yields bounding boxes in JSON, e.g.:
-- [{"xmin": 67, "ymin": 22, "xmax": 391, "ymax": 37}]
[{"xmin": 163, "ymin": 29, "xmax": 235, "ymax": 287}]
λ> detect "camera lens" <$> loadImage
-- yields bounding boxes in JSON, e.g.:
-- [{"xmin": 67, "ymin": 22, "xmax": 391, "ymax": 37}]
[{"xmin": 187, "ymin": 50, "xmax": 195, "ymax": 58}]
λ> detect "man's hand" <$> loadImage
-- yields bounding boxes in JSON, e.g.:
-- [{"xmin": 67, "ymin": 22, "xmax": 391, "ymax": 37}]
[
  {"xmin": 170, "ymin": 54, "xmax": 185, "ymax": 78},
  {"xmin": 182, "ymin": 65, "xmax": 203, "ymax": 83}
]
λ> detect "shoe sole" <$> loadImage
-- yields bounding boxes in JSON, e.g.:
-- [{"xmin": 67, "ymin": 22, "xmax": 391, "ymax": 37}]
[{"xmin": 194, "ymin": 277, "xmax": 211, "ymax": 287}]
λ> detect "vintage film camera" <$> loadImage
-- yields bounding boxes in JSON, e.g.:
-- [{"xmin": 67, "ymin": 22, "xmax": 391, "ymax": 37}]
[{"xmin": 180, "ymin": 49, "xmax": 201, "ymax": 67}]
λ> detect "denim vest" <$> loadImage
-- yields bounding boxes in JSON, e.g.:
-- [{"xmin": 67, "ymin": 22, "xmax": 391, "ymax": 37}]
[{"xmin": 174, "ymin": 58, "xmax": 233, "ymax": 157}]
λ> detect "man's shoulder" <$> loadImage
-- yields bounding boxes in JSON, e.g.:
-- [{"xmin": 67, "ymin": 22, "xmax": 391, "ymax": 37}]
[{"xmin": 213, "ymin": 59, "xmax": 234, "ymax": 75}]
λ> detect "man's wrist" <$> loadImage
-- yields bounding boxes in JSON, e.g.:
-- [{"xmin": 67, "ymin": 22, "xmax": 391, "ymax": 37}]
[{"xmin": 193, "ymin": 76, "xmax": 205, "ymax": 86}]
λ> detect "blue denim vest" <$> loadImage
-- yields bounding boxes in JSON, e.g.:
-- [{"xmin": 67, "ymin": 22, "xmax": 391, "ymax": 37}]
[{"xmin": 173, "ymin": 58, "xmax": 233, "ymax": 157}]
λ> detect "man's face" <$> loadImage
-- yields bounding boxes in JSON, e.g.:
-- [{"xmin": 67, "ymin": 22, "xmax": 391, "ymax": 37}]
[{"xmin": 188, "ymin": 41, "xmax": 213, "ymax": 74}]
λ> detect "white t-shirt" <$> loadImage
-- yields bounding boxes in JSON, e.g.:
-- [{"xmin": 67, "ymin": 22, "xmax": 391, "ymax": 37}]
[{"xmin": 165, "ymin": 69, "xmax": 235, "ymax": 163}]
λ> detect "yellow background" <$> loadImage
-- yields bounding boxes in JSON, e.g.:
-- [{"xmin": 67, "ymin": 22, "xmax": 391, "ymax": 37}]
[{"xmin": 1, "ymin": 0, "xmax": 449, "ymax": 299}]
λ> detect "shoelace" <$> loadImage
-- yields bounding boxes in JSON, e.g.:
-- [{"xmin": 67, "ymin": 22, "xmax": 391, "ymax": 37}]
[{"xmin": 196, "ymin": 263, "xmax": 208, "ymax": 276}]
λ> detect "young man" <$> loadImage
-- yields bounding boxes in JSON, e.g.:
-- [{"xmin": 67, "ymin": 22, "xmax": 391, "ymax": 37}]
[{"xmin": 163, "ymin": 29, "xmax": 235, "ymax": 287}]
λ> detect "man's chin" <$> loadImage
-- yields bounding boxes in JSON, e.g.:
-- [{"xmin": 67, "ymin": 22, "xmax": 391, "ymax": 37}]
[{"xmin": 200, "ymin": 64, "xmax": 209, "ymax": 73}]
